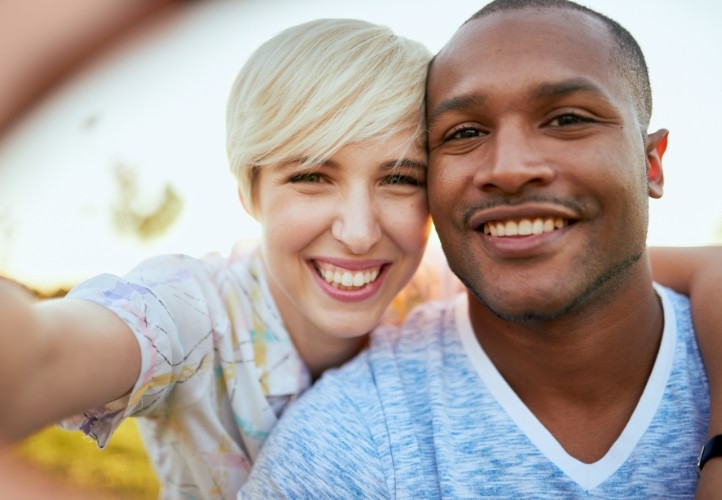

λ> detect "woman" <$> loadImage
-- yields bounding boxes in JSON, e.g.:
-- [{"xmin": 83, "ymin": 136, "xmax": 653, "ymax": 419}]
[{"xmin": 0, "ymin": 18, "xmax": 720, "ymax": 499}]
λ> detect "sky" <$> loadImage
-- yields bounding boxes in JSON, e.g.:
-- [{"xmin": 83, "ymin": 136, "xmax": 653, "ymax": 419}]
[{"xmin": 0, "ymin": 0, "xmax": 721, "ymax": 290}]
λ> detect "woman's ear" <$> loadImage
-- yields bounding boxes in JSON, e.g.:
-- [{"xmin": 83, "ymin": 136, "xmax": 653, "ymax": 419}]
[
  {"xmin": 238, "ymin": 187, "xmax": 258, "ymax": 220},
  {"xmin": 646, "ymin": 128, "xmax": 667, "ymax": 199}
]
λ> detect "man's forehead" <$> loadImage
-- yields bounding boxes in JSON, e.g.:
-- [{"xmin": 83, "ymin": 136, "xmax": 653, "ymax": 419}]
[
  {"xmin": 428, "ymin": 7, "xmax": 614, "ymax": 99},
  {"xmin": 433, "ymin": 7, "xmax": 610, "ymax": 72}
]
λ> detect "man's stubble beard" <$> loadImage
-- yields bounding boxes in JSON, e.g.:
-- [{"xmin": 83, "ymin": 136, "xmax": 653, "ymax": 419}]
[{"xmin": 450, "ymin": 249, "xmax": 644, "ymax": 324}]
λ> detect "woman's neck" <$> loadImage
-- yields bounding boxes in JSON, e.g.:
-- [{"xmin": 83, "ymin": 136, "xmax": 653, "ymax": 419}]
[{"xmin": 292, "ymin": 332, "xmax": 369, "ymax": 380}]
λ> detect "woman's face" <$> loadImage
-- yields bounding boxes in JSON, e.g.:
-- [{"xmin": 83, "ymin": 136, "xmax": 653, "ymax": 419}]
[{"xmin": 254, "ymin": 131, "xmax": 431, "ymax": 342}]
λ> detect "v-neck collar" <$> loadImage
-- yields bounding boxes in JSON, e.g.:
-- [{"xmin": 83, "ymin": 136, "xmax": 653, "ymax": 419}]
[{"xmin": 455, "ymin": 285, "xmax": 676, "ymax": 491}]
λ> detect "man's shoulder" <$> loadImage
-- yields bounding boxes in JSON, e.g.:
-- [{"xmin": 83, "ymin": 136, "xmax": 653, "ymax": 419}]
[
  {"xmin": 371, "ymin": 294, "xmax": 462, "ymax": 352},
  {"xmin": 293, "ymin": 296, "xmax": 465, "ymax": 428},
  {"xmin": 656, "ymin": 284, "xmax": 706, "ymax": 380},
  {"xmin": 241, "ymin": 304, "xmax": 452, "ymax": 498},
  {"xmin": 241, "ymin": 350, "xmax": 395, "ymax": 497},
  {"xmin": 656, "ymin": 284, "xmax": 693, "ymax": 337},
  {"xmin": 289, "ymin": 349, "xmax": 377, "ymax": 421}
]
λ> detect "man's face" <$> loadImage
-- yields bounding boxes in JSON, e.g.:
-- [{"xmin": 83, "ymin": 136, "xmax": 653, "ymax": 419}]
[{"xmin": 426, "ymin": 8, "xmax": 664, "ymax": 322}]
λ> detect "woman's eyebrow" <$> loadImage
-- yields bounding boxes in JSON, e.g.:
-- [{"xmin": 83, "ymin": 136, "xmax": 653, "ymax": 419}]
[
  {"xmin": 381, "ymin": 159, "xmax": 427, "ymax": 170},
  {"xmin": 279, "ymin": 157, "xmax": 334, "ymax": 170}
]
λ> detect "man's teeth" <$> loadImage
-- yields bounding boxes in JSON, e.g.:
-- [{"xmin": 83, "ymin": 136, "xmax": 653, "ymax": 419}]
[
  {"xmin": 483, "ymin": 217, "xmax": 567, "ymax": 237},
  {"xmin": 315, "ymin": 263, "xmax": 381, "ymax": 289}
]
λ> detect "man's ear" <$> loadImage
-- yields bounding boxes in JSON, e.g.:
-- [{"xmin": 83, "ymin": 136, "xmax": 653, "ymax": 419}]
[{"xmin": 646, "ymin": 128, "xmax": 667, "ymax": 199}]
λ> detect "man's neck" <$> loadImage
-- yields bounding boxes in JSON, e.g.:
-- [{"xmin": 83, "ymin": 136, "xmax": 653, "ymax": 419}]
[{"xmin": 468, "ymin": 282, "xmax": 664, "ymax": 463}]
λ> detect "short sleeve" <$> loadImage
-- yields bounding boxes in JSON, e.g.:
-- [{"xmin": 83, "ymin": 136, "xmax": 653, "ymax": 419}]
[{"xmin": 60, "ymin": 254, "xmax": 221, "ymax": 447}]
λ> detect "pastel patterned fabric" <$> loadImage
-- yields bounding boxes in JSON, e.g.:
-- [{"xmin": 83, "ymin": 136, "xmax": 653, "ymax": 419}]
[
  {"xmin": 241, "ymin": 286, "xmax": 709, "ymax": 498},
  {"xmin": 63, "ymin": 247, "xmax": 309, "ymax": 499},
  {"xmin": 61, "ymin": 244, "xmax": 458, "ymax": 499}
]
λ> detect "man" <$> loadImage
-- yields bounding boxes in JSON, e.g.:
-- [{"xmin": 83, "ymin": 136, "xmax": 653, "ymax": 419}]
[{"xmin": 240, "ymin": 0, "xmax": 710, "ymax": 496}]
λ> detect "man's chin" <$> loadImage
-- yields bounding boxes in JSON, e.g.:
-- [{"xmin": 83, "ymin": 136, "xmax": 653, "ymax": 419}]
[
  {"xmin": 470, "ymin": 288, "xmax": 580, "ymax": 325},
  {"xmin": 485, "ymin": 305, "xmax": 571, "ymax": 324}
]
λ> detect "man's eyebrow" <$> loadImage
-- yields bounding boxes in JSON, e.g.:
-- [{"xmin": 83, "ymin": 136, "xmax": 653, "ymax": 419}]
[
  {"xmin": 427, "ymin": 93, "xmax": 486, "ymax": 130},
  {"xmin": 381, "ymin": 158, "xmax": 427, "ymax": 171},
  {"xmin": 427, "ymin": 79, "xmax": 612, "ymax": 130},
  {"xmin": 531, "ymin": 78, "xmax": 609, "ymax": 101}
]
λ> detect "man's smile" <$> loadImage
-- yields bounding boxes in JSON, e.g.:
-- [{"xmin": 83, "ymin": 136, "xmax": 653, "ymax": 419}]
[{"xmin": 482, "ymin": 217, "xmax": 569, "ymax": 237}]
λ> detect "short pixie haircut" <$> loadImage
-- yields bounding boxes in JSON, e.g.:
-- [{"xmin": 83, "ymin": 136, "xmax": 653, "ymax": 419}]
[{"xmin": 226, "ymin": 18, "xmax": 432, "ymax": 210}]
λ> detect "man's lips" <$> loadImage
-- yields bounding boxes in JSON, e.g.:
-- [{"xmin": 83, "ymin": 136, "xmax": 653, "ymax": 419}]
[
  {"xmin": 468, "ymin": 203, "xmax": 580, "ymax": 238},
  {"xmin": 483, "ymin": 216, "xmax": 569, "ymax": 237}
]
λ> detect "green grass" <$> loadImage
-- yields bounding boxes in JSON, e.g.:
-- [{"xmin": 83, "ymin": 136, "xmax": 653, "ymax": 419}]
[{"xmin": 14, "ymin": 419, "xmax": 159, "ymax": 498}]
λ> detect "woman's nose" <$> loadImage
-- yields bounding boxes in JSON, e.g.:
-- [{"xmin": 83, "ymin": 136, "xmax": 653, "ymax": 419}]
[{"xmin": 331, "ymin": 190, "xmax": 382, "ymax": 254}]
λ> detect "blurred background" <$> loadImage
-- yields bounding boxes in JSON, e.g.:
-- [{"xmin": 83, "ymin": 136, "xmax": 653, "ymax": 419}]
[
  {"xmin": 1, "ymin": 0, "xmax": 721, "ymax": 294},
  {"xmin": 1, "ymin": 0, "xmax": 720, "ymax": 497}
]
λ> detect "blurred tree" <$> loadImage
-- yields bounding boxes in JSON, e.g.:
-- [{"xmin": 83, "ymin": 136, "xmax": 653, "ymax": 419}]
[{"xmin": 112, "ymin": 163, "xmax": 183, "ymax": 241}]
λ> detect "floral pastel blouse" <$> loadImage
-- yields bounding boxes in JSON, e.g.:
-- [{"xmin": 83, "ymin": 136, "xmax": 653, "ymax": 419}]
[{"xmin": 62, "ymin": 243, "xmax": 460, "ymax": 499}]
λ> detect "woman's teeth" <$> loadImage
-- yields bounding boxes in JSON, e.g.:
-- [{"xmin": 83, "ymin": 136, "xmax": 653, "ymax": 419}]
[
  {"xmin": 315, "ymin": 263, "xmax": 381, "ymax": 289},
  {"xmin": 484, "ymin": 217, "xmax": 568, "ymax": 237}
]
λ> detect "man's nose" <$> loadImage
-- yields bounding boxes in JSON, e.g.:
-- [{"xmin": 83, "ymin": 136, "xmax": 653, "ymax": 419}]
[{"xmin": 473, "ymin": 123, "xmax": 555, "ymax": 194}]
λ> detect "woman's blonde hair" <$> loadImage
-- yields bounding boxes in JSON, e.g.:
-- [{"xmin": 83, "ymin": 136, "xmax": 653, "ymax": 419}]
[{"xmin": 226, "ymin": 18, "xmax": 432, "ymax": 211}]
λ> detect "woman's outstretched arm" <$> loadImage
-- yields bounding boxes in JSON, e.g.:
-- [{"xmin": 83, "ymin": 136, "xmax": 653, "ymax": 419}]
[{"xmin": 0, "ymin": 277, "xmax": 140, "ymax": 441}]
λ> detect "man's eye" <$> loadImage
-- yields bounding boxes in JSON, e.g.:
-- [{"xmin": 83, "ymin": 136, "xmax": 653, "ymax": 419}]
[
  {"xmin": 289, "ymin": 172, "xmax": 323, "ymax": 183},
  {"xmin": 549, "ymin": 114, "xmax": 592, "ymax": 126},
  {"xmin": 446, "ymin": 127, "xmax": 483, "ymax": 141}
]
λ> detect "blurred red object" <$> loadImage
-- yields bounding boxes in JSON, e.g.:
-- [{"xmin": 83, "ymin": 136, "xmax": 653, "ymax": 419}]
[{"xmin": 0, "ymin": 0, "xmax": 180, "ymax": 134}]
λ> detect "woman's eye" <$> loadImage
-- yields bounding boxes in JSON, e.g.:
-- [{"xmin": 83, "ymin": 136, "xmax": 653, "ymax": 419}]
[
  {"xmin": 384, "ymin": 174, "xmax": 425, "ymax": 187},
  {"xmin": 289, "ymin": 172, "xmax": 323, "ymax": 183},
  {"xmin": 549, "ymin": 113, "xmax": 592, "ymax": 127}
]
